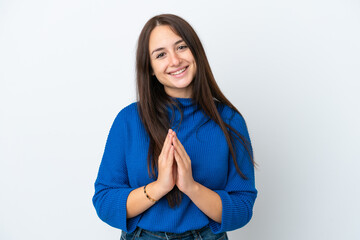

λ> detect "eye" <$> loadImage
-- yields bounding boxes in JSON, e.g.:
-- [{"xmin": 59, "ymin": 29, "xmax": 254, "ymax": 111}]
[
  {"xmin": 178, "ymin": 45, "xmax": 188, "ymax": 50},
  {"xmin": 156, "ymin": 52, "xmax": 166, "ymax": 59}
]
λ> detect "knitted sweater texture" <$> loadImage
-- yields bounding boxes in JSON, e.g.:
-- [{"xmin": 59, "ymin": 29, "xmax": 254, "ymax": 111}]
[{"xmin": 92, "ymin": 97, "xmax": 257, "ymax": 234}]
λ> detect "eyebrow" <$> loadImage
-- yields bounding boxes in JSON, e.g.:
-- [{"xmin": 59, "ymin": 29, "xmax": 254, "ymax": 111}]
[{"xmin": 151, "ymin": 39, "xmax": 185, "ymax": 56}]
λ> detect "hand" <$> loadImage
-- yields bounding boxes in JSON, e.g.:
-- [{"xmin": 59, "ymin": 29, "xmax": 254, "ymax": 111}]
[
  {"xmin": 170, "ymin": 130, "xmax": 196, "ymax": 194},
  {"xmin": 156, "ymin": 129, "xmax": 177, "ymax": 193}
]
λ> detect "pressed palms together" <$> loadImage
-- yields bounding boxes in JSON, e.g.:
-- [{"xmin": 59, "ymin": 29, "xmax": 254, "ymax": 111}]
[{"xmin": 156, "ymin": 129, "xmax": 196, "ymax": 195}]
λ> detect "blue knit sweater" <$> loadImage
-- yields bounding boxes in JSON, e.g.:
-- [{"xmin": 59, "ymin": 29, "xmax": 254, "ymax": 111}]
[{"xmin": 92, "ymin": 97, "xmax": 257, "ymax": 234}]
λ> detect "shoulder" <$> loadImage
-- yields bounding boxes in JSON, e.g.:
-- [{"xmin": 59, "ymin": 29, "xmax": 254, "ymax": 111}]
[
  {"xmin": 116, "ymin": 101, "xmax": 139, "ymax": 118},
  {"xmin": 119, "ymin": 101, "xmax": 138, "ymax": 114},
  {"xmin": 111, "ymin": 101, "xmax": 140, "ymax": 126},
  {"xmin": 215, "ymin": 101, "xmax": 245, "ymax": 123},
  {"xmin": 215, "ymin": 101, "xmax": 248, "ymax": 132}
]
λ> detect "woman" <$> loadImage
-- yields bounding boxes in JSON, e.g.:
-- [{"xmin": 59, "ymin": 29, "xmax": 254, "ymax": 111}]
[{"xmin": 92, "ymin": 14, "xmax": 257, "ymax": 240}]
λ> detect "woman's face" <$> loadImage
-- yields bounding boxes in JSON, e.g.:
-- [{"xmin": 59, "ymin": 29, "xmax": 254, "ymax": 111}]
[{"xmin": 149, "ymin": 25, "xmax": 196, "ymax": 98}]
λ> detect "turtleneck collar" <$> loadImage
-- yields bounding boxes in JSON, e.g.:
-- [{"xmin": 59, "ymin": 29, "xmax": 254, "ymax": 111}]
[
  {"xmin": 166, "ymin": 97, "xmax": 202, "ymax": 130},
  {"xmin": 170, "ymin": 97, "xmax": 195, "ymax": 108}
]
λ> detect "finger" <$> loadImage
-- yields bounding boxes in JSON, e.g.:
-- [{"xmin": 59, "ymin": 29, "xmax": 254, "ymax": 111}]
[
  {"xmin": 160, "ymin": 130, "xmax": 173, "ymax": 160},
  {"xmin": 172, "ymin": 134, "xmax": 189, "ymax": 160},
  {"xmin": 172, "ymin": 132, "xmax": 185, "ymax": 152},
  {"xmin": 164, "ymin": 134, "xmax": 174, "ymax": 160},
  {"xmin": 168, "ymin": 145, "xmax": 175, "ymax": 161},
  {"xmin": 174, "ymin": 148, "xmax": 189, "ymax": 175},
  {"xmin": 173, "ymin": 148, "xmax": 184, "ymax": 168}
]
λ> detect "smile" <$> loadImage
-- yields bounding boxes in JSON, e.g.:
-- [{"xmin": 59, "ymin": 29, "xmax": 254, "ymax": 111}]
[{"xmin": 169, "ymin": 66, "xmax": 188, "ymax": 76}]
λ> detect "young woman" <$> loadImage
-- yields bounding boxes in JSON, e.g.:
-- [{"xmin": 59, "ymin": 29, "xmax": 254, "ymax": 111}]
[{"xmin": 92, "ymin": 14, "xmax": 257, "ymax": 240}]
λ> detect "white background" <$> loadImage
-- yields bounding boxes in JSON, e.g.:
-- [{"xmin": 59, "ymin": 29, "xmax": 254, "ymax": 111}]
[{"xmin": 1, "ymin": 0, "xmax": 359, "ymax": 239}]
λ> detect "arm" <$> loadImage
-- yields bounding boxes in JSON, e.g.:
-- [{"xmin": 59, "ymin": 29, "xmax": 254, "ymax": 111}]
[
  {"xmin": 185, "ymin": 182, "xmax": 223, "ymax": 223},
  {"xmin": 92, "ymin": 110, "xmax": 174, "ymax": 232},
  {"xmin": 126, "ymin": 130, "xmax": 177, "ymax": 218},
  {"xmin": 170, "ymin": 131, "xmax": 223, "ymax": 223},
  {"xmin": 92, "ymin": 111, "xmax": 142, "ymax": 232},
  {"xmin": 171, "ymin": 111, "xmax": 257, "ymax": 232},
  {"xmin": 207, "ymin": 111, "xmax": 257, "ymax": 233},
  {"xmin": 126, "ymin": 181, "xmax": 168, "ymax": 218}
]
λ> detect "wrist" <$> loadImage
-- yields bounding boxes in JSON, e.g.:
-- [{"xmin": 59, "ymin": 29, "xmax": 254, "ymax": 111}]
[
  {"xmin": 144, "ymin": 184, "xmax": 158, "ymax": 203},
  {"xmin": 155, "ymin": 180, "xmax": 173, "ymax": 195},
  {"xmin": 184, "ymin": 181, "xmax": 199, "ymax": 197},
  {"xmin": 147, "ymin": 181, "xmax": 169, "ymax": 201}
]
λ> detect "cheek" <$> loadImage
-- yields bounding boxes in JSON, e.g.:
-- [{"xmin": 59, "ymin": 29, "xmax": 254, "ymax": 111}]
[
  {"xmin": 152, "ymin": 62, "xmax": 167, "ymax": 75},
  {"xmin": 190, "ymin": 60, "xmax": 197, "ymax": 75}
]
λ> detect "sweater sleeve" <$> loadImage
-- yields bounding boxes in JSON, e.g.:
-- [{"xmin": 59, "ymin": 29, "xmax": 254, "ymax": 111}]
[
  {"xmin": 92, "ymin": 110, "xmax": 141, "ymax": 232},
  {"xmin": 208, "ymin": 110, "xmax": 258, "ymax": 233}
]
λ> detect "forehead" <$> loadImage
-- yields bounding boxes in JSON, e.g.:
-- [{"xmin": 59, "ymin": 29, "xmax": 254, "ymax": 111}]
[{"xmin": 149, "ymin": 25, "xmax": 182, "ymax": 49}]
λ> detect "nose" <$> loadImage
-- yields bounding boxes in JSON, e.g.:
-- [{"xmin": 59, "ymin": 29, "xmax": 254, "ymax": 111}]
[{"xmin": 169, "ymin": 52, "xmax": 180, "ymax": 66}]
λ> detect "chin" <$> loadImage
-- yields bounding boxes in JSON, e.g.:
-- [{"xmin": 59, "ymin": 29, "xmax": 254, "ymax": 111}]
[{"xmin": 172, "ymin": 81, "xmax": 192, "ymax": 89}]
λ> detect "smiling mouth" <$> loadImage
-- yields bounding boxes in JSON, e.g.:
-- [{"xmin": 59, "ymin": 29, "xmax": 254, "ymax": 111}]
[{"xmin": 169, "ymin": 66, "xmax": 188, "ymax": 75}]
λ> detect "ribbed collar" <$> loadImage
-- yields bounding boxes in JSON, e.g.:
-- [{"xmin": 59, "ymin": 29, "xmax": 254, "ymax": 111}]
[
  {"xmin": 170, "ymin": 97, "xmax": 195, "ymax": 108},
  {"xmin": 167, "ymin": 97, "xmax": 200, "ymax": 129}
]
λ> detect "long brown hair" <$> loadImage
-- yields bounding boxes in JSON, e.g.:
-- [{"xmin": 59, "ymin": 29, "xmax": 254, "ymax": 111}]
[{"xmin": 136, "ymin": 14, "xmax": 256, "ymax": 208}]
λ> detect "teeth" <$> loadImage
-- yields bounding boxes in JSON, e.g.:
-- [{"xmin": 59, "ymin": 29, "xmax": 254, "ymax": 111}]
[{"xmin": 170, "ymin": 67, "xmax": 186, "ymax": 75}]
